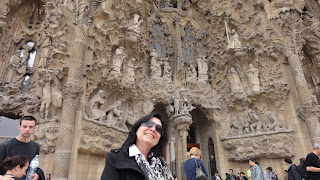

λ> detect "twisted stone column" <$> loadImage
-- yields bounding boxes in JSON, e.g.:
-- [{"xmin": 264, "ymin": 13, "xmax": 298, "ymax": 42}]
[
  {"xmin": 288, "ymin": 54, "xmax": 311, "ymax": 104},
  {"xmin": 52, "ymin": 25, "xmax": 87, "ymax": 180},
  {"xmin": 172, "ymin": 114, "xmax": 192, "ymax": 180},
  {"xmin": 297, "ymin": 103, "xmax": 320, "ymax": 147}
]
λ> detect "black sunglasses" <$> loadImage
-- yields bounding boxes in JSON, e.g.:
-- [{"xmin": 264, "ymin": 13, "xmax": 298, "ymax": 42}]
[{"xmin": 141, "ymin": 120, "xmax": 163, "ymax": 135}]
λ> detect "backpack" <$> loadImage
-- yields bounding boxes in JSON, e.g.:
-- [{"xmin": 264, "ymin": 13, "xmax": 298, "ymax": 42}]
[{"xmin": 296, "ymin": 162, "xmax": 308, "ymax": 180}]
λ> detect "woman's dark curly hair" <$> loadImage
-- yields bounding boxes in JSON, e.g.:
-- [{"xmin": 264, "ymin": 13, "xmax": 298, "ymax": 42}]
[
  {"xmin": 121, "ymin": 113, "xmax": 168, "ymax": 159},
  {"xmin": 0, "ymin": 155, "xmax": 29, "ymax": 171}
]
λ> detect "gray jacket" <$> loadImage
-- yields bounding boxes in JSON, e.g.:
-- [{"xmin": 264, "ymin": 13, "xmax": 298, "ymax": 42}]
[{"xmin": 251, "ymin": 164, "xmax": 263, "ymax": 180}]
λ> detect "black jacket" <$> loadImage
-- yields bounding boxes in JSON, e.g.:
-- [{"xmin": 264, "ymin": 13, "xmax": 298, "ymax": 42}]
[
  {"xmin": 101, "ymin": 149, "xmax": 145, "ymax": 180},
  {"xmin": 288, "ymin": 164, "xmax": 301, "ymax": 180}
]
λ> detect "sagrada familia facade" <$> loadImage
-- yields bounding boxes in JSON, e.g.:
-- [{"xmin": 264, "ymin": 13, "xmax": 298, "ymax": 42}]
[{"xmin": 0, "ymin": 0, "xmax": 320, "ymax": 179}]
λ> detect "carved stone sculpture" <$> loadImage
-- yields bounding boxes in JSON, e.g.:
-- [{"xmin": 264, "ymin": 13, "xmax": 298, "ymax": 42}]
[
  {"xmin": 126, "ymin": 14, "xmax": 143, "ymax": 42},
  {"xmin": 6, "ymin": 50, "xmax": 22, "ymax": 83},
  {"xmin": 39, "ymin": 69, "xmax": 63, "ymax": 120},
  {"xmin": 196, "ymin": 55, "xmax": 208, "ymax": 81},
  {"xmin": 150, "ymin": 49, "xmax": 161, "ymax": 78},
  {"xmin": 228, "ymin": 67, "xmax": 246, "ymax": 99},
  {"xmin": 112, "ymin": 46, "xmax": 126, "ymax": 75},
  {"xmin": 105, "ymin": 101, "xmax": 122, "ymax": 125},
  {"xmin": 227, "ymin": 29, "xmax": 242, "ymax": 49},
  {"xmin": 247, "ymin": 64, "xmax": 260, "ymax": 95},
  {"xmin": 229, "ymin": 116, "xmax": 243, "ymax": 136},
  {"xmin": 248, "ymin": 109, "xmax": 263, "ymax": 133},
  {"xmin": 123, "ymin": 57, "xmax": 136, "ymax": 85},
  {"xmin": 265, "ymin": 111, "xmax": 285, "ymax": 131},
  {"xmin": 87, "ymin": 90, "xmax": 106, "ymax": 121},
  {"xmin": 38, "ymin": 34, "xmax": 52, "ymax": 68}
]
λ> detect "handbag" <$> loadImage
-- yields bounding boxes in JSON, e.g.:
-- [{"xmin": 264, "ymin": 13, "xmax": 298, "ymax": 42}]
[{"xmin": 195, "ymin": 159, "xmax": 208, "ymax": 180}]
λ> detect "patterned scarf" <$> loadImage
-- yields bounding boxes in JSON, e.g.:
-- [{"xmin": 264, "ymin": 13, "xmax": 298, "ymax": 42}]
[{"xmin": 135, "ymin": 154, "xmax": 175, "ymax": 180}]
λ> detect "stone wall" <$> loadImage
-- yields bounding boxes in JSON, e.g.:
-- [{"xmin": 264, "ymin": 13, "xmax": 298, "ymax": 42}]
[{"xmin": 0, "ymin": 0, "xmax": 319, "ymax": 179}]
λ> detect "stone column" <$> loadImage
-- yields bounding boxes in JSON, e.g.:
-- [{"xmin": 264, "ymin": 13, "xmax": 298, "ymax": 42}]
[
  {"xmin": 52, "ymin": 25, "xmax": 87, "ymax": 180},
  {"xmin": 287, "ymin": 54, "xmax": 320, "ymax": 148},
  {"xmin": 172, "ymin": 114, "xmax": 192, "ymax": 180},
  {"xmin": 297, "ymin": 103, "xmax": 320, "ymax": 147},
  {"xmin": 288, "ymin": 54, "xmax": 311, "ymax": 104}
]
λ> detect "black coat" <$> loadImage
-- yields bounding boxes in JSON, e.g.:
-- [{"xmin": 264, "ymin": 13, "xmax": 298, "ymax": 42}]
[
  {"xmin": 288, "ymin": 164, "xmax": 301, "ymax": 180},
  {"xmin": 101, "ymin": 149, "xmax": 145, "ymax": 180}
]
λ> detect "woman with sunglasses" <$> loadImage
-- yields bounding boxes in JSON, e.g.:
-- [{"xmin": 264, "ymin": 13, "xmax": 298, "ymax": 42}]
[
  {"xmin": 0, "ymin": 155, "xmax": 29, "ymax": 180},
  {"xmin": 101, "ymin": 113, "xmax": 175, "ymax": 180}
]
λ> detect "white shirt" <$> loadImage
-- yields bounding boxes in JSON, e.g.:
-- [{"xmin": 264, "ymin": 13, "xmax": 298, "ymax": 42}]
[{"xmin": 129, "ymin": 144, "xmax": 157, "ymax": 167}]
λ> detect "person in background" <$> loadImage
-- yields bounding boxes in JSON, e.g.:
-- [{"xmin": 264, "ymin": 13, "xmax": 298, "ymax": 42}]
[
  {"xmin": 226, "ymin": 169, "xmax": 236, "ymax": 180},
  {"xmin": 248, "ymin": 158, "xmax": 262, "ymax": 180},
  {"xmin": 215, "ymin": 171, "xmax": 222, "ymax": 180},
  {"xmin": 240, "ymin": 172, "xmax": 248, "ymax": 180},
  {"xmin": 263, "ymin": 167, "xmax": 274, "ymax": 180},
  {"xmin": 296, "ymin": 157, "xmax": 307, "ymax": 180},
  {"xmin": 0, "ymin": 116, "xmax": 45, "ymax": 180},
  {"xmin": 0, "ymin": 155, "xmax": 29, "ymax": 180},
  {"xmin": 247, "ymin": 166, "xmax": 252, "ymax": 180},
  {"xmin": 46, "ymin": 173, "xmax": 51, "ymax": 180},
  {"xmin": 285, "ymin": 158, "xmax": 301, "ymax": 180},
  {"xmin": 100, "ymin": 113, "xmax": 175, "ymax": 180},
  {"xmin": 184, "ymin": 147, "xmax": 208, "ymax": 180},
  {"xmin": 305, "ymin": 144, "xmax": 320, "ymax": 180}
]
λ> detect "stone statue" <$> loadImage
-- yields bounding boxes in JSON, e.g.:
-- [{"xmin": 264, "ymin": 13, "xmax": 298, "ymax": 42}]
[
  {"xmin": 38, "ymin": 34, "xmax": 52, "ymax": 68},
  {"xmin": 126, "ymin": 14, "xmax": 143, "ymax": 42},
  {"xmin": 112, "ymin": 46, "xmax": 126, "ymax": 74},
  {"xmin": 127, "ymin": 14, "xmax": 143, "ymax": 34},
  {"xmin": 6, "ymin": 50, "xmax": 22, "ymax": 83},
  {"xmin": 105, "ymin": 101, "xmax": 122, "ymax": 125},
  {"xmin": 163, "ymin": 61, "xmax": 171, "ymax": 80},
  {"xmin": 172, "ymin": 91, "xmax": 181, "ymax": 115},
  {"xmin": 248, "ymin": 109, "xmax": 263, "ymax": 133},
  {"xmin": 227, "ymin": 29, "xmax": 242, "ymax": 49},
  {"xmin": 124, "ymin": 57, "xmax": 136, "ymax": 84},
  {"xmin": 196, "ymin": 55, "xmax": 208, "ymax": 81},
  {"xmin": 228, "ymin": 67, "xmax": 246, "ymax": 99},
  {"xmin": 247, "ymin": 64, "xmax": 260, "ymax": 95},
  {"xmin": 39, "ymin": 69, "xmax": 63, "ymax": 120},
  {"xmin": 180, "ymin": 98, "xmax": 195, "ymax": 115},
  {"xmin": 87, "ymin": 90, "xmax": 106, "ymax": 121},
  {"xmin": 229, "ymin": 116, "xmax": 243, "ymax": 136},
  {"xmin": 150, "ymin": 49, "xmax": 161, "ymax": 78},
  {"xmin": 265, "ymin": 111, "xmax": 284, "ymax": 131},
  {"xmin": 186, "ymin": 65, "xmax": 197, "ymax": 85}
]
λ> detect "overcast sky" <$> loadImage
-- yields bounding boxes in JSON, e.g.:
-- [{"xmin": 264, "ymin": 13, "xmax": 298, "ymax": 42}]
[{"xmin": 0, "ymin": 116, "xmax": 20, "ymax": 142}]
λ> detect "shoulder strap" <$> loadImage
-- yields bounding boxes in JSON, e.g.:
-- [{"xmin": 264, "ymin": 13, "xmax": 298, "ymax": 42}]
[{"xmin": 195, "ymin": 158, "xmax": 202, "ymax": 170}]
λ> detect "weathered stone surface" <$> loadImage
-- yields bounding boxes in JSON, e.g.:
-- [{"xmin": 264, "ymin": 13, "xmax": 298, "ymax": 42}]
[{"xmin": 0, "ymin": 0, "xmax": 319, "ymax": 179}]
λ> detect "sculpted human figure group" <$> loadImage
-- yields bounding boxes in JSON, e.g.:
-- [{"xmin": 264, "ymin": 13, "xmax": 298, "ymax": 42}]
[{"xmin": 229, "ymin": 109, "xmax": 286, "ymax": 136}]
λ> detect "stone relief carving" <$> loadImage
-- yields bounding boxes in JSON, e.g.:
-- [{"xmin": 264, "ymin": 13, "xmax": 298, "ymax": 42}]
[
  {"xmin": 222, "ymin": 133, "xmax": 295, "ymax": 161},
  {"xmin": 126, "ymin": 14, "xmax": 143, "ymax": 42},
  {"xmin": 196, "ymin": 55, "xmax": 208, "ymax": 82},
  {"xmin": 86, "ymin": 90, "xmax": 106, "ymax": 121},
  {"xmin": 247, "ymin": 63, "xmax": 260, "ymax": 95},
  {"xmin": 228, "ymin": 67, "xmax": 247, "ymax": 99},
  {"xmin": 79, "ymin": 123, "xmax": 128, "ymax": 155},
  {"xmin": 150, "ymin": 49, "xmax": 162, "ymax": 78},
  {"xmin": 38, "ymin": 69, "xmax": 63, "ymax": 120}
]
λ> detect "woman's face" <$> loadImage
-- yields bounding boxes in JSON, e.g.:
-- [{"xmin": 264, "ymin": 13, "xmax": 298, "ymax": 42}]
[
  {"xmin": 136, "ymin": 117, "xmax": 162, "ymax": 150},
  {"xmin": 248, "ymin": 160, "xmax": 255, "ymax": 167},
  {"xmin": 15, "ymin": 162, "xmax": 29, "ymax": 178}
]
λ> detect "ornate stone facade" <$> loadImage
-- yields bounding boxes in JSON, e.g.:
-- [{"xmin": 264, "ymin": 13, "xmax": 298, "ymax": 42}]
[{"xmin": 0, "ymin": 0, "xmax": 319, "ymax": 180}]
